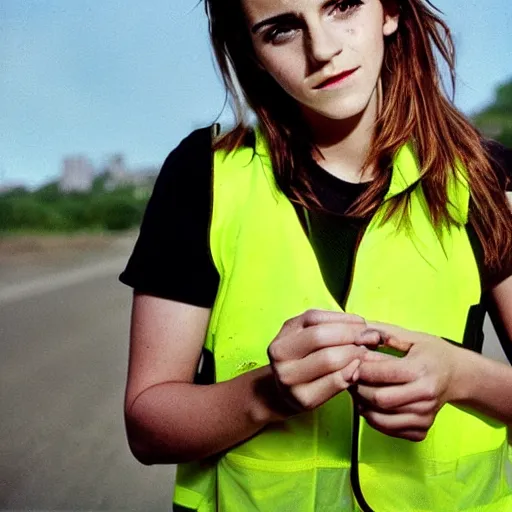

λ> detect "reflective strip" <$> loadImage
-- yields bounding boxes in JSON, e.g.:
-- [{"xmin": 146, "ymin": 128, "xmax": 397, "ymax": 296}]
[{"xmin": 173, "ymin": 485, "xmax": 204, "ymax": 510}]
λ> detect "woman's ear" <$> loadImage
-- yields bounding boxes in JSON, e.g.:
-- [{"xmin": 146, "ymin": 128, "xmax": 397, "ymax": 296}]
[{"xmin": 383, "ymin": 2, "xmax": 400, "ymax": 37}]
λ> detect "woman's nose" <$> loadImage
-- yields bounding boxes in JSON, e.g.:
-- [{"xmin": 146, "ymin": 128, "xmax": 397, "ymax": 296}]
[{"xmin": 306, "ymin": 22, "xmax": 342, "ymax": 65}]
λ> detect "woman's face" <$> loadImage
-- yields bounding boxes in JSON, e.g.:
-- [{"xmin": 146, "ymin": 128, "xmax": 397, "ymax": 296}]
[{"xmin": 243, "ymin": 0, "xmax": 399, "ymax": 121}]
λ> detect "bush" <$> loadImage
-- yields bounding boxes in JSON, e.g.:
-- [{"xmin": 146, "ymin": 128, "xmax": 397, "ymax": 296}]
[
  {"xmin": 0, "ymin": 185, "xmax": 147, "ymax": 233},
  {"xmin": 0, "ymin": 197, "xmax": 68, "ymax": 231},
  {"xmin": 103, "ymin": 199, "xmax": 144, "ymax": 231}
]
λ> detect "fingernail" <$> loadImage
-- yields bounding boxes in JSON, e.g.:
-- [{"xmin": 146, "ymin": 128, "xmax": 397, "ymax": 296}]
[{"xmin": 358, "ymin": 330, "xmax": 381, "ymax": 343}]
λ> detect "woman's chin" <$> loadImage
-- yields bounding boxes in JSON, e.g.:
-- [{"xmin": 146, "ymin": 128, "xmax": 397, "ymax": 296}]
[{"xmin": 301, "ymin": 91, "xmax": 378, "ymax": 124}]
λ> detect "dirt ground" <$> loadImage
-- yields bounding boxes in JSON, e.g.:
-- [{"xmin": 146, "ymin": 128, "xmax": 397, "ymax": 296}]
[
  {"xmin": 0, "ymin": 232, "xmax": 138, "ymax": 287},
  {"xmin": 0, "ymin": 232, "xmax": 136, "ymax": 263}
]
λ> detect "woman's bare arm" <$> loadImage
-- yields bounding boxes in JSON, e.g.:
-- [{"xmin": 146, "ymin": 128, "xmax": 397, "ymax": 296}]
[
  {"xmin": 451, "ymin": 275, "xmax": 512, "ymax": 423},
  {"xmin": 487, "ymin": 273, "xmax": 512, "ymax": 362},
  {"xmin": 124, "ymin": 296, "xmax": 375, "ymax": 465},
  {"xmin": 124, "ymin": 293, "xmax": 279, "ymax": 465}
]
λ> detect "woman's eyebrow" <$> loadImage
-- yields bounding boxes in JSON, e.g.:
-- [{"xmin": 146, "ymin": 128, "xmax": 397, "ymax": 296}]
[{"xmin": 251, "ymin": 12, "xmax": 299, "ymax": 34}]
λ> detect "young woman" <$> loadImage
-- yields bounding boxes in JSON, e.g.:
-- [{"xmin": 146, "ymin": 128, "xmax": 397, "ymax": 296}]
[{"xmin": 120, "ymin": 0, "xmax": 512, "ymax": 510}]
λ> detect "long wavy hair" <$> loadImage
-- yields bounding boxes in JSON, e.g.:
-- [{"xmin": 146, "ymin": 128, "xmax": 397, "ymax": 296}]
[{"xmin": 205, "ymin": 0, "xmax": 512, "ymax": 282}]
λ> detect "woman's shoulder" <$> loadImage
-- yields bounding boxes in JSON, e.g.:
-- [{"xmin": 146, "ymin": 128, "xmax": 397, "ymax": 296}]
[
  {"xmin": 151, "ymin": 126, "xmax": 217, "ymax": 198},
  {"xmin": 161, "ymin": 126, "xmax": 213, "ymax": 171}
]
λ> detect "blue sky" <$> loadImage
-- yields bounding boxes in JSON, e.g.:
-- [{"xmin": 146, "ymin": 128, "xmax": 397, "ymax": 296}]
[{"xmin": 1, "ymin": 1, "xmax": 511, "ymax": 188}]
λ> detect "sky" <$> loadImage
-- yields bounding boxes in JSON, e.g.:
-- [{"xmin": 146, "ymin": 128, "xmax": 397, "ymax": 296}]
[{"xmin": 1, "ymin": 1, "xmax": 511, "ymax": 189}]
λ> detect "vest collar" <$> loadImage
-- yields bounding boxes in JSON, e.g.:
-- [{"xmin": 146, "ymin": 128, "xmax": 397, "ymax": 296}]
[{"xmin": 254, "ymin": 126, "xmax": 469, "ymax": 224}]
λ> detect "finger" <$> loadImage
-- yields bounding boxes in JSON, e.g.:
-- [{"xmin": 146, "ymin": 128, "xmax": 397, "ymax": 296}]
[
  {"xmin": 356, "ymin": 397, "xmax": 437, "ymax": 416},
  {"xmin": 291, "ymin": 361, "xmax": 360, "ymax": 410},
  {"xmin": 351, "ymin": 349, "xmax": 395, "ymax": 382},
  {"xmin": 354, "ymin": 381, "xmax": 437, "ymax": 413},
  {"xmin": 354, "ymin": 380, "xmax": 431, "ymax": 410},
  {"xmin": 275, "ymin": 345, "xmax": 367, "ymax": 386},
  {"xmin": 300, "ymin": 309, "xmax": 366, "ymax": 328},
  {"xmin": 361, "ymin": 423, "xmax": 429, "ymax": 442},
  {"xmin": 379, "ymin": 400, "xmax": 437, "ymax": 416},
  {"xmin": 365, "ymin": 321, "xmax": 404, "ymax": 336},
  {"xmin": 340, "ymin": 339, "xmax": 391, "ymax": 383},
  {"xmin": 382, "ymin": 335, "xmax": 414, "ymax": 354},
  {"xmin": 357, "ymin": 360, "xmax": 417, "ymax": 385},
  {"xmin": 361, "ymin": 350, "xmax": 398, "ymax": 362},
  {"xmin": 279, "ymin": 310, "xmax": 366, "ymax": 336},
  {"xmin": 366, "ymin": 322, "xmax": 414, "ymax": 353},
  {"xmin": 270, "ymin": 323, "xmax": 380, "ymax": 361},
  {"xmin": 360, "ymin": 409, "xmax": 433, "ymax": 434}
]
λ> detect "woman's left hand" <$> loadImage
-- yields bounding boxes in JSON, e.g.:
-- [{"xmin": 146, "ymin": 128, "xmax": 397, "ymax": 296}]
[{"xmin": 351, "ymin": 322, "xmax": 468, "ymax": 442}]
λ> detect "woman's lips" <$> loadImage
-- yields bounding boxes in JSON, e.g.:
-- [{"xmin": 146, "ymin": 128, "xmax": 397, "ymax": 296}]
[{"xmin": 315, "ymin": 67, "xmax": 359, "ymax": 89}]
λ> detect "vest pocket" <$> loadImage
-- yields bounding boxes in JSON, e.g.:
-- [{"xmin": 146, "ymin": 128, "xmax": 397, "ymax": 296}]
[
  {"xmin": 358, "ymin": 440, "xmax": 512, "ymax": 511},
  {"xmin": 218, "ymin": 454, "xmax": 354, "ymax": 512},
  {"xmin": 174, "ymin": 460, "xmax": 217, "ymax": 512}
]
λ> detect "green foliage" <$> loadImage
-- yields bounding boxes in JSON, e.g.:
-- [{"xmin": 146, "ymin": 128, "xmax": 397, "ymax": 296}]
[
  {"xmin": 473, "ymin": 77, "xmax": 512, "ymax": 148},
  {"xmin": 495, "ymin": 81, "xmax": 512, "ymax": 110},
  {"xmin": 0, "ymin": 196, "xmax": 68, "ymax": 231},
  {"xmin": 91, "ymin": 196, "xmax": 145, "ymax": 231},
  {"xmin": 34, "ymin": 182, "xmax": 61, "ymax": 203},
  {"xmin": 0, "ymin": 181, "xmax": 149, "ymax": 233},
  {"xmin": 1, "ymin": 186, "xmax": 30, "ymax": 199},
  {"xmin": 91, "ymin": 173, "xmax": 109, "ymax": 194}
]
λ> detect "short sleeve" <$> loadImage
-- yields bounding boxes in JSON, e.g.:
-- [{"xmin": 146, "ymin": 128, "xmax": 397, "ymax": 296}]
[
  {"xmin": 481, "ymin": 140, "xmax": 512, "ymax": 287},
  {"xmin": 119, "ymin": 127, "xmax": 220, "ymax": 308},
  {"xmin": 484, "ymin": 139, "xmax": 512, "ymax": 191}
]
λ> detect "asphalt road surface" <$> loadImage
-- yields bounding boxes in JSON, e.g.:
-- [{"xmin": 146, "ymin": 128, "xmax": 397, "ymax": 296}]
[
  {"xmin": 0, "ymin": 238, "xmax": 510, "ymax": 511},
  {"xmin": 0, "ymin": 241, "xmax": 174, "ymax": 512}
]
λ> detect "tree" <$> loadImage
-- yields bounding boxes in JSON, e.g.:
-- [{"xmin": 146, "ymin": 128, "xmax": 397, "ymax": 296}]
[
  {"xmin": 34, "ymin": 181, "xmax": 60, "ymax": 202},
  {"xmin": 473, "ymin": 78, "xmax": 512, "ymax": 148}
]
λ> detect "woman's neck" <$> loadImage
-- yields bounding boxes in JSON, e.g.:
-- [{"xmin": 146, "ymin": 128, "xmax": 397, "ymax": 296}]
[{"xmin": 304, "ymin": 91, "xmax": 378, "ymax": 184}]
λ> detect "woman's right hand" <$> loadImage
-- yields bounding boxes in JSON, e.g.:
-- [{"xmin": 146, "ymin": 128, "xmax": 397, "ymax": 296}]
[{"xmin": 266, "ymin": 309, "xmax": 381, "ymax": 418}]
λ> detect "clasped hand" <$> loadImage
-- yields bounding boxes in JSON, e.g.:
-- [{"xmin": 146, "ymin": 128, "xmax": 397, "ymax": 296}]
[
  {"xmin": 267, "ymin": 311, "xmax": 466, "ymax": 442},
  {"xmin": 351, "ymin": 322, "xmax": 466, "ymax": 442}
]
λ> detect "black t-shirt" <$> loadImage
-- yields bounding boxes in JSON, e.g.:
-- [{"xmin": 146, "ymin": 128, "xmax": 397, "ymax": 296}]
[{"xmin": 119, "ymin": 127, "xmax": 512, "ymax": 308}]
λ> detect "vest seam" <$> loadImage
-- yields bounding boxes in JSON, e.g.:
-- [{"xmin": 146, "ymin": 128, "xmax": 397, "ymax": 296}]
[{"xmin": 224, "ymin": 453, "xmax": 352, "ymax": 472}]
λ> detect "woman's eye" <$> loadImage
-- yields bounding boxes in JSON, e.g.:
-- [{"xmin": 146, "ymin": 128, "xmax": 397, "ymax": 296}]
[
  {"xmin": 264, "ymin": 26, "xmax": 298, "ymax": 45},
  {"xmin": 332, "ymin": 0, "xmax": 363, "ymax": 16}
]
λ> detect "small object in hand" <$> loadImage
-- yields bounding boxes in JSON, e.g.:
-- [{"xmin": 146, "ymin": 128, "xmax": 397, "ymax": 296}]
[{"xmin": 375, "ymin": 334, "xmax": 409, "ymax": 358}]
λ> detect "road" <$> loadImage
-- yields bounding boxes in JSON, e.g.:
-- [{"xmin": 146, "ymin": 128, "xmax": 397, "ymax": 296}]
[
  {"xmin": 0, "ymin": 239, "xmax": 174, "ymax": 511},
  {"xmin": 0, "ymin": 237, "xmax": 509, "ymax": 511}
]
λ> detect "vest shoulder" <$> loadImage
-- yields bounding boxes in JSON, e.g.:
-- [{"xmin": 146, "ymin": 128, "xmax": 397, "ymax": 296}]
[{"xmin": 213, "ymin": 127, "xmax": 257, "ymax": 155}]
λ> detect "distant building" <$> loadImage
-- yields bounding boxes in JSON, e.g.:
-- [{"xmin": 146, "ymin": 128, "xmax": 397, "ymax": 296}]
[
  {"xmin": 59, "ymin": 156, "xmax": 94, "ymax": 193},
  {"xmin": 56, "ymin": 152, "xmax": 157, "ymax": 196},
  {"xmin": 104, "ymin": 154, "xmax": 129, "ymax": 188},
  {"xmin": 104, "ymin": 154, "xmax": 157, "ymax": 196}
]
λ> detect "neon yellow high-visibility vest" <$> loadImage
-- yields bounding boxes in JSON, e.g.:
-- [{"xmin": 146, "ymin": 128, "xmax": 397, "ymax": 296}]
[{"xmin": 172, "ymin": 129, "xmax": 512, "ymax": 511}]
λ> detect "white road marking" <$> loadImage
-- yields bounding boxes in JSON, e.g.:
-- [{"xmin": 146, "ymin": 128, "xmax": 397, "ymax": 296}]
[{"xmin": 0, "ymin": 257, "xmax": 128, "ymax": 305}]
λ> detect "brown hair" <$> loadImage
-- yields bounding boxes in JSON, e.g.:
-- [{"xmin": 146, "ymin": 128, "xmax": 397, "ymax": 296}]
[{"xmin": 205, "ymin": 0, "xmax": 512, "ymax": 280}]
